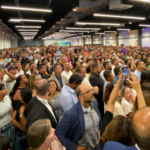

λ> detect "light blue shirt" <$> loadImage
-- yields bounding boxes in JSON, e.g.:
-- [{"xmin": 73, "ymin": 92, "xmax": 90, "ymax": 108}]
[
  {"xmin": 59, "ymin": 84, "xmax": 78, "ymax": 120},
  {"xmin": 56, "ymin": 51, "xmax": 61, "ymax": 58},
  {"xmin": 27, "ymin": 55, "xmax": 33, "ymax": 59},
  {"xmin": 134, "ymin": 70, "xmax": 141, "ymax": 81}
]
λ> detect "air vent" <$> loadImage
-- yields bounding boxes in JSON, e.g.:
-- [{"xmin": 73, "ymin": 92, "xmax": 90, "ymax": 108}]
[{"xmin": 109, "ymin": 0, "xmax": 133, "ymax": 11}]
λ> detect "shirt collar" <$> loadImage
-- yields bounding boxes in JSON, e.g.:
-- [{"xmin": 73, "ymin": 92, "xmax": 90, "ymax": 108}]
[
  {"xmin": 65, "ymin": 84, "xmax": 75, "ymax": 94},
  {"xmin": 36, "ymin": 96, "xmax": 48, "ymax": 104},
  {"xmin": 91, "ymin": 72, "xmax": 99, "ymax": 77},
  {"xmin": 135, "ymin": 144, "xmax": 140, "ymax": 150},
  {"xmin": 81, "ymin": 103, "xmax": 93, "ymax": 113},
  {"xmin": 105, "ymin": 80, "xmax": 110, "ymax": 84},
  {"xmin": 135, "ymin": 69, "xmax": 141, "ymax": 74},
  {"xmin": 55, "ymin": 75, "xmax": 61, "ymax": 79}
]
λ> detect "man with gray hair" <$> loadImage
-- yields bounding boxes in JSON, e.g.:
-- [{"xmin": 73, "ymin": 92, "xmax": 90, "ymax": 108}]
[{"xmin": 25, "ymin": 79, "xmax": 57, "ymax": 131}]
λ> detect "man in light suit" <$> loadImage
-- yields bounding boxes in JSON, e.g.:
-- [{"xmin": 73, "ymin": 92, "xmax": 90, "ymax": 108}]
[
  {"xmin": 103, "ymin": 107, "xmax": 150, "ymax": 150},
  {"xmin": 48, "ymin": 63, "xmax": 68, "ymax": 90},
  {"xmin": 56, "ymin": 84, "xmax": 101, "ymax": 150}
]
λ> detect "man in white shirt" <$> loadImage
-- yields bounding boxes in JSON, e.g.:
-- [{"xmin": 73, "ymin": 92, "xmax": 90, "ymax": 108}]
[
  {"xmin": 34, "ymin": 54, "xmax": 40, "ymax": 66},
  {"xmin": 111, "ymin": 58, "xmax": 119, "ymax": 76},
  {"xmin": 103, "ymin": 70, "xmax": 114, "ymax": 96},
  {"xmin": 4, "ymin": 54, "xmax": 12, "ymax": 66},
  {"xmin": 15, "ymin": 61, "xmax": 24, "ymax": 77},
  {"xmin": 82, "ymin": 57, "xmax": 87, "ymax": 66},
  {"xmin": 26, "ymin": 62, "xmax": 36, "ymax": 75},
  {"xmin": 100, "ymin": 61, "xmax": 112, "ymax": 81},
  {"xmin": 61, "ymin": 62, "xmax": 72, "ymax": 80}
]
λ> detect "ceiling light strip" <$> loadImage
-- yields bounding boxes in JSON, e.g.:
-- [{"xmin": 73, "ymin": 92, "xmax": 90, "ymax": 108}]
[
  {"xmin": 18, "ymin": 29, "xmax": 39, "ymax": 31},
  {"xmin": 9, "ymin": 19, "xmax": 45, "ymax": 22},
  {"xmin": 66, "ymin": 27, "xmax": 101, "ymax": 30},
  {"xmin": 117, "ymin": 28, "xmax": 130, "ymax": 30},
  {"xmin": 1, "ymin": 6, "xmax": 52, "ymax": 12},
  {"xmin": 139, "ymin": 24, "xmax": 150, "ymax": 27},
  {"xmin": 95, "ymin": 33, "xmax": 105, "ymax": 34},
  {"xmin": 93, "ymin": 13, "xmax": 145, "ymax": 20},
  {"xmin": 60, "ymin": 30, "xmax": 89, "ymax": 32},
  {"xmin": 76, "ymin": 22, "xmax": 121, "ymax": 26},
  {"xmin": 16, "ymin": 26, "xmax": 41, "ymax": 28},
  {"xmin": 104, "ymin": 31, "xmax": 117, "ymax": 33}
]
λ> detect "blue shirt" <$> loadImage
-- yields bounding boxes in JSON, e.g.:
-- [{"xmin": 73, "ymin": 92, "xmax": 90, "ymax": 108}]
[
  {"xmin": 27, "ymin": 55, "xmax": 33, "ymax": 59},
  {"xmin": 56, "ymin": 51, "xmax": 61, "ymax": 58},
  {"xmin": 59, "ymin": 85, "xmax": 78, "ymax": 120},
  {"xmin": 113, "ymin": 75, "xmax": 123, "ymax": 89},
  {"xmin": 55, "ymin": 75, "xmax": 63, "ymax": 88},
  {"xmin": 134, "ymin": 70, "xmax": 141, "ymax": 81}
]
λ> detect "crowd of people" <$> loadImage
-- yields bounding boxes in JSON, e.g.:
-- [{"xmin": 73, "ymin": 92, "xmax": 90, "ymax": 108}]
[{"xmin": 0, "ymin": 43, "xmax": 150, "ymax": 150}]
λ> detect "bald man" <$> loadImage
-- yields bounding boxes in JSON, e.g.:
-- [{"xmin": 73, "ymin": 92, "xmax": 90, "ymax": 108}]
[
  {"xmin": 103, "ymin": 107, "xmax": 150, "ymax": 150},
  {"xmin": 56, "ymin": 84, "xmax": 101, "ymax": 150},
  {"xmin": 25, "ymin": 79, "xmax": 57, "ymax": 132}
]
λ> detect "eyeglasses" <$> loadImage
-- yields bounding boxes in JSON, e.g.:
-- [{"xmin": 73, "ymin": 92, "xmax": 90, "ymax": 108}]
[{"xmin": 81, "ymin": 89, "xmax": 94, "ymax": 95}]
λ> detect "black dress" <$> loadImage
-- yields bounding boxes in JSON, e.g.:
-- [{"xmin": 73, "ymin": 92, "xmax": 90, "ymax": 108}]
[{"xmin": 15, "ymin": 101, "xmax": 24, "ymax": 135}]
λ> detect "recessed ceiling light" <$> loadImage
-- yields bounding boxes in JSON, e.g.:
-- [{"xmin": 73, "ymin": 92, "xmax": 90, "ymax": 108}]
[
  {"xmin": 73, "ymin": 8, "xmax": 77, "ymax": 11},
  {"xmin": 61, "ymin": 19, "xmax": 63, "ymax": 21},
  {"xmin": 1, "ymin": 6, "xmax": 52, "ymax": 12},
  {"xmin": 53, "ymin": 26, "xmax": 55, "ymax": 27},
  {"xmin": 129, "ymin": 22, "xmax": 132, "ymax": 24},
  {"xmin": 15, "ymin": 26, "xmax": 41, "ymax": 28},
  {"xmin": 139, "ymin": 24, "xmax": 150, "ymax": 27},
  {"xmin": 76, "ymin": 22, "xmax": 121, "ymax": 26},
  {"xmin": 9, "ymin": 19, "xmax": 45, "ymax": 22},
  {"xmin": 93, "ymin": 13, "xmax": 146, "ymax": 20}
]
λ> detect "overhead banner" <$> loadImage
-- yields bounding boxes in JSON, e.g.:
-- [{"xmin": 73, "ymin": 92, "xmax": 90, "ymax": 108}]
[{"xmin": 53, "ymin": 42, "xmax": 71, "ymax": 46}]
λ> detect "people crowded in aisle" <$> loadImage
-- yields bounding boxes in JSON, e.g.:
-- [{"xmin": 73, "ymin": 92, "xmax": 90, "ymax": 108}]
[{"xmin": 0, "ymin": 44, "xmax": 150, "ymax": 150}]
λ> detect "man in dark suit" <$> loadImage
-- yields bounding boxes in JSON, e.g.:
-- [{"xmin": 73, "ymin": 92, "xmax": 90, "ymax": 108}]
[
  {"xmin": 103, "ymin": 107, "xmax": 150, "ymax": 150},
  {"xmin": 89, "ymin": 63, "xmax": 104, "ymax": 118},
  {"xmin": 56, "ymin": 84, "xmax": 101, "ymax": 150},
  {"xmin": 25, "ymin": 79, "xmax": 57, "ymax": 131}
]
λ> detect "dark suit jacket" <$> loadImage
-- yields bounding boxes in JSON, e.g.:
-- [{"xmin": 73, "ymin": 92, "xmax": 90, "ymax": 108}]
[
  {"xmin": 89, "ymin": 72, "xmax": 104, "ymax": 103},
  {"xmin": 55, "ymin": 100, "xmax": 101, "ymax": 150},
  {"xmin": 103, "ymin": 141, "xmax": 137, "ymax": 150},
  {"xmin": 25, "ymin": 96, "xmax": 57, "ymax": 132}
]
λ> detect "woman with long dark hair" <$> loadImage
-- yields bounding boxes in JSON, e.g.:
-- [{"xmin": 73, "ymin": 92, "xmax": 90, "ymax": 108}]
[
  {"xmin": 10, "ymin": 75, "xmax": 28, "ymax": 110},
  {"xmin": 27, "ymin": 74, "xmax": 39, "ymax": 97},
  {"xmin": 11, "ymin": 87, "xmax": 32, "ymax": 150}
]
